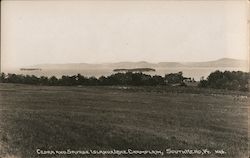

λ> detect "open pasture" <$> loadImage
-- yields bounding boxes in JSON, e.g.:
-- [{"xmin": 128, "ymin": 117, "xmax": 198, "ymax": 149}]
[{"xmin": 0, "ymin": 84, "xmax": 249, "ymax": 158}]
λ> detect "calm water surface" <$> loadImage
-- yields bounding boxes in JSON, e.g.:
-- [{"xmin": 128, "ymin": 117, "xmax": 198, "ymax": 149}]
[{"xmin": 5, "ymin": 67, "xmax": 248, "ymax": 81}]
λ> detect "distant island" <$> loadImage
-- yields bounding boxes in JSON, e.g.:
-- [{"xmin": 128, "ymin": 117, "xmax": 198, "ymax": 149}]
[
  {"xmin": 113, "ymin": 68, "xmax": 156, "ymax": 73},
  {"xmin": 20, "ymin": 68, "xmax": 42, "ymax": 71}
]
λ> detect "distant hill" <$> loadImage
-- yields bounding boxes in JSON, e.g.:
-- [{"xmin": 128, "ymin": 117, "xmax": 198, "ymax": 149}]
[
  {"xmin": 157, "ymin": 62, "xmax": 185, "ymax": 67},
  {"xmin": 31, "ymin": 58, "xmax": 248, "ymax": 70},
  {"xmin": 183, "ymin": 58, "xmax": 248, "ymax": 67}
]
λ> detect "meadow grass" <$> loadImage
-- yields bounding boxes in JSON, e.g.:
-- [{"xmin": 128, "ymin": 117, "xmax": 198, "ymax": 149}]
[{"xmin": 0, "ymin": 83, "xmax": 249, "ymax": 158}]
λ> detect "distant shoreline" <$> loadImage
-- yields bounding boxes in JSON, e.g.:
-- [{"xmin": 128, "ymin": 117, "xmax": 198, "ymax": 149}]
[
  {"xmin": 20, "ymin": 68, "xmax": 42, "ymax": 71},
  {"xmin": 113, "ymin": 68, "xmax": 156, "ymax": 73}
]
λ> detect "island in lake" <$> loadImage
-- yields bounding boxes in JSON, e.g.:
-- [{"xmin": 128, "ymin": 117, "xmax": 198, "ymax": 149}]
[
  {"xmin": 20, "ymin": 68, "xmax": 42, "ymax": 71},
  {"xmin": 113, "ymin": 68, "xmax": 156, "ymax": 73}
]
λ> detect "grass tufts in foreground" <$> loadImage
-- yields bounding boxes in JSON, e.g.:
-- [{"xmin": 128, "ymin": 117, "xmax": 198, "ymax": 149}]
[{"xmin": 0, "ymin": 83, "xmax": 249, "ymax": 158}]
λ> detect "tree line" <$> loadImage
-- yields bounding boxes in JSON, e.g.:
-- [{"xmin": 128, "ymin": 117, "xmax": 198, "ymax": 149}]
[
  {"xmin": 0, "ymin": 70, "xmax": 249, "ymax": 91},
  {"xmin": 199, "ymin": 70, "xmax": 250, "ymax": 91},
  {"xmin": 0, "ymin": 72, "xmax": 188, "ymax": 86}
]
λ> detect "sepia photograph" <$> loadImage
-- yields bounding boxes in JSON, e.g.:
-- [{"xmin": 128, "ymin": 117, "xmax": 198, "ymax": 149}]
[{"xmin": 0, "ymin": 0, "xmax": 249, "ymax": 157}]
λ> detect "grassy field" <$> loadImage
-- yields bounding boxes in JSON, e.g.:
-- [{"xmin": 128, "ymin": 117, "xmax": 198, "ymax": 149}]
[{"xmin": 0, "ymin": 83, "xmax": 249, "ymax": 158}]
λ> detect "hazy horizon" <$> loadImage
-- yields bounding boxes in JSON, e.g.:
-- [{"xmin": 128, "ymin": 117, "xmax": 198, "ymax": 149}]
[
  {"xmin": 1, "ymin": 0, "xmax": 249, "ymax": 70},
  {"xmin": 2, "ymin": 57, "xmax": 247, "ymax": 69},
  {"xmin": 28, "ymin": 57, "xmax": 249, "ymax": 66}
]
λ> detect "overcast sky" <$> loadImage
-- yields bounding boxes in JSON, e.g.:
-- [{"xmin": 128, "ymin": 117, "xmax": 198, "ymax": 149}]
[{"xmin": 1, "ymin": 0, "xmax": 249, "ymax": 69}]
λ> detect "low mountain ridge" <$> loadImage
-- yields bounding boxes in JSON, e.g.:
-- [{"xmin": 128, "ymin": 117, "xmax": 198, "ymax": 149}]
[
  {"xmin": 183, "ymin": 58, "xmax": 247, "ymax": 67},
  {"xmin": 31, "ymin": 58, "xmax": 248, "ymax": 70}
]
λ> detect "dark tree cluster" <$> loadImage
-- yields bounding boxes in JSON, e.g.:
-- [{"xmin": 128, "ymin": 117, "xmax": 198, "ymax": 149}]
[
  {"xmin": 2, "ymin": 71, "xmax": 248, "ymax": 91},
  {"xmin": 199, "ymin": 70, "xmax": 250, "ymax": 91},
  {"xmin": 0, "ymin": 72, "xmax": 188, "ymax": 87},
  {"xmin": 165, "ymin": 71, "xmax": 184, "ymax": 84}
]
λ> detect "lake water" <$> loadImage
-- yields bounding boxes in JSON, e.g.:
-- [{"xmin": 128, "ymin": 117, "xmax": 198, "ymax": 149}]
[{"xmin": 5, "ymin": 67, "xmax": 248, "ymax": 81}]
